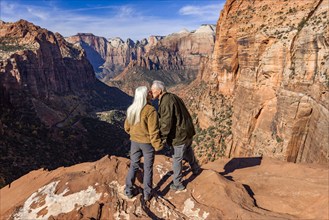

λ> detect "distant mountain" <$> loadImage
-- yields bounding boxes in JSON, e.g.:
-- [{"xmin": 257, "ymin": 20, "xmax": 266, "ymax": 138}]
[
  {"xmin": 0, "ymin": 20, "xmax": 132, "ymax": 187},
  {"xmin": 66, "ymin": 33, "xmax": 163, "ymax": 80},
  {"xmin": 66, "ymin": 25, "xmax": 216, "ymax": 95}
]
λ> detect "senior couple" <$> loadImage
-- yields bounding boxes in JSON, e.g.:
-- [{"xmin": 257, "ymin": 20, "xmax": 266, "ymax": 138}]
[{"xmin": 124, "ymin": 80, "xmax": 201, "ymax": 201}]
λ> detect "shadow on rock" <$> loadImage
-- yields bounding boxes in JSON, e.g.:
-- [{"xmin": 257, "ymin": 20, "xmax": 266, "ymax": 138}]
[{"xmin": 220, "ymin": 157, "xmax": 262, "ymax": 176}]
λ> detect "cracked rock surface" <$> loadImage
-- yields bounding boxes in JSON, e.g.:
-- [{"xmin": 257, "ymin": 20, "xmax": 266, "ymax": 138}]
[{"xmin": 1, "ymin": 155, "xmax": 327, "ymax": 219}]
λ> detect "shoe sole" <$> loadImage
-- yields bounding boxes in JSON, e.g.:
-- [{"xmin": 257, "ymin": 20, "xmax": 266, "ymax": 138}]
[
  {"xmin": 170, "ymin": 185, "xmax": 185, "ymax": 191},
  {"xmin": 125, "ymin": 193, "xmax": 134, "ymax": 199}
]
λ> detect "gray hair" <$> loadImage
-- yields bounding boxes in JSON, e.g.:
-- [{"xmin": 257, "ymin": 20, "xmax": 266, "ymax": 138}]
[
  {"xmin": 127, "ymin": 86, "xmax": 148, "ymax": 125},
  {"xmin": 152, "ymin": 80, "xmax": 167, "ymax": 92}
]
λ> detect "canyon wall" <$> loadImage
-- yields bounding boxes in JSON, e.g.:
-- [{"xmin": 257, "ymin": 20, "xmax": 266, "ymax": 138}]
[
  {"xmin": 188, "ymin": 0, "xmax": 328, "ymax": 164},
  {"xmin": 0, "ymin": 20, "xmax": 96, "ymax": 106},
  {"xmin": 0, "ymin": 20, "xmax": 132, "ymax": 186}
]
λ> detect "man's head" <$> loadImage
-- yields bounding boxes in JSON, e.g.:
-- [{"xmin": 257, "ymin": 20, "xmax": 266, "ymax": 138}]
[{"xmin": 151, "ymin": 80, "xmax": 166, "ymax": 99}]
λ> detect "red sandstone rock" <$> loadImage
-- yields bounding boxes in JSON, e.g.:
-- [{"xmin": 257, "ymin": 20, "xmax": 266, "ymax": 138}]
[
  {"xmin": 0, "ymin": 20, "xmax": 132, "ymax": 187},
  {"xmin": 0, "ymin": 155, "xmax": 327, "ymax": 219},
  {"xmin": 0, "ymin": 20, "xmax": 96, "ymax": 105},
  {"xmin": 184, "ymin": 0, "xmax": 328, "ymax": 164}
]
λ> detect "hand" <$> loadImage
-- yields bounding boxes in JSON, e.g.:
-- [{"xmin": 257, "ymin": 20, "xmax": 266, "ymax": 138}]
[
  {"xmin": 161, "ymin": 139, "xmax": 167, "ymax": 148},
  {"xmin": 155, "ymin": 143, "xmax": 164, "ymax": 152}
]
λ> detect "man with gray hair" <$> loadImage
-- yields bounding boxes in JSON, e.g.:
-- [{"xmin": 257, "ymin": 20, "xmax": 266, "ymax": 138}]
[{"xmin": 151, "ymin": 80, "xmax": 201, "ymax": 191}]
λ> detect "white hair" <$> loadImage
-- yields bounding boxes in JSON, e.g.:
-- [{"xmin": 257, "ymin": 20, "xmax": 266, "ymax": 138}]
[
  {"xmin": 152, "ymin": 80, "xmax": 166, "ymax": 92},
  {"xmin": 127, "ymin": 86, "xmax": 148, "ymax": 125}
]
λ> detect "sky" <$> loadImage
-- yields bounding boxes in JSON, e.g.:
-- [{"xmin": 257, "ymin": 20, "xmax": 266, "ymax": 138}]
[{"xmin": 0, "ymin": 0, "xmax": 225, "ymax": 41}]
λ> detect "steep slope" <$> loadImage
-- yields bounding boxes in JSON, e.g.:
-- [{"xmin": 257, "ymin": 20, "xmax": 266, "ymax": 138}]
[
  {"xmin": 184, "ymin": 0, "xmax": 328, "ymax": 164},
  {"xmin": 1, "ymin": 155, "xmax": 327, "ymax": 219},
  {"xmin": 65, "ymin": 33, "xmax": 108, "ymax": 77},
  {"xmin": 0, "ymin": 20, "xmax": 132, "ymax": 187}
]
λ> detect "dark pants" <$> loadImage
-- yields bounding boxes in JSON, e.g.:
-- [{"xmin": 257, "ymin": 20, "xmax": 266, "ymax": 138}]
[
  {"xmin": 125, "ymin": 141, "xmax": 155, "ymax": 198},
  {"xmin": 172, "ymin": 138, "xmax": 199, "ymax": 186}
]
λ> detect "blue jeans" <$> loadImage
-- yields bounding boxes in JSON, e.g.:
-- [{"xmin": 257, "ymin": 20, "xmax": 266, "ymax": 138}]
[
  {"xmin": 172, "ymin": 138, "xmax": 198, "ymax": 186},
  {"xmin": 125, "ymin": 141, "xmax": 155, "ymax": 198}
]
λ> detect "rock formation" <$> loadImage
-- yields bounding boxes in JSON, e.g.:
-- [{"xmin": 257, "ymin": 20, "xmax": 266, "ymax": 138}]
[
  {"xmin": 66, "ymin": 33, "xmax": 164, "ymax": 79},
  {"xmin": 1, "ymin": 155, "xmax": 327, "ymax": 219},
  {"xmin": 67, "ymin": 25, "xmax": 216, "ymax": 95},
  {"xmin": 0, "ymin": 20, "xmax": 96, "ymax": 105},
  {"xmin": 0, "ymin": 20, "xmax": 132, "ymax": 187},
  {"xmin": 184, "ymin": 0, "xmax": 328, "ymax": 164},
  {"xmin": 65, "ymin": 33, "xmax": 108, "ymax": 78},
  {"xmin": 110, "ymin": 25, "xmax": 216, "ymax": 95}
]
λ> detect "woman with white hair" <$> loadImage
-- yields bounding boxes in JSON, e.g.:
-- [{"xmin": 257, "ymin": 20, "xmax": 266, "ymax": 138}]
[{"xmin": 124, "ymin": 86, "xmax": 163, "ymax": 201}]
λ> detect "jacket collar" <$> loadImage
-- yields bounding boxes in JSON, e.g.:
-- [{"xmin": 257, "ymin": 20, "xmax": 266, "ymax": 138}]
[{"xmin": 158, "ymin": 92, "xmax": 168, "ymax": 105}]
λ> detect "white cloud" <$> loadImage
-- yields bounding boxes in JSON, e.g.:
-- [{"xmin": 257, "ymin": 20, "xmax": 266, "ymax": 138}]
[
  {"xmin": 179, "ymin": 4, "xmax": 223, "ymax": 21},
  {"xmin": 64, "ymin": 5, "xmax": 116, "ymax": 12},
  {"xmin": 26, "ymin": 6, "xmax": 49, "ymax": 20},
  {"xmin": 1, "ymin": 1, "xmax": 15, "ymax": 11},
  {"xmin": 116, "ymin": 5, "xmax": 136, "ymax": 18}
]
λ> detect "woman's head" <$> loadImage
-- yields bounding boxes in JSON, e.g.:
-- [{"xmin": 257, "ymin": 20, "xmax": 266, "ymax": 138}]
[
  {"xmin": 127, "ymin": 86, "xmax": 148, "ymax": 125},
  {"xmin": 134, "ymin": 86, "xmax": 148, "ymax": 104}
]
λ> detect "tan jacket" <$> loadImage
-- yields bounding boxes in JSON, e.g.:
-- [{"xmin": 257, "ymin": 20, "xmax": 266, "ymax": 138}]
[{"xmin": 124, "ymin": 104, "xmax": 163, "ymax": 151}]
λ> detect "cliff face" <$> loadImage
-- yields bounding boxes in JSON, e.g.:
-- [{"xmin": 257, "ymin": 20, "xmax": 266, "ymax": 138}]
[
  {"xmin": 188, "ymin": 0, "xmax": 328, "ymax": 163},
  {"xmin": 66, "ymin": 34, "xmax": 164, "ymax": 79},
  {"xmin": 0, "ymin": 20, "xmax": 132, "ymax": 187},
  {"xmin": 65, "ymin": 33, "xmax": 108, "ymax": 77},
  {"xmin": 1, "ymin": 155, "xmax": 328, "ymax": 219},
  {"xmin": 0, "ymin": 20, "xmax": 96, "ymax": 105}
]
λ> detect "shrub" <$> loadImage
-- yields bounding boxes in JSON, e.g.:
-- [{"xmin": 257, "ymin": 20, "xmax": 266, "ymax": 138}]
[
  {"xmin": 276, "ymin": 135, "xmax": 283, "ymax": 143},
  {"xmin": 298, "ymin": 18, "xmax": 307, "ymax": 31}
]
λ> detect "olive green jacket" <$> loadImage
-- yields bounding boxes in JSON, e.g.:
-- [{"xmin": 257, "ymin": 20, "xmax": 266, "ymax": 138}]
[
  {"xmin": 158, "ymin": 93, "xmax": 195, "ymax": 146},
  {"xmin": 124, "ymin": 104, "xmax": 163, "ymax": 151}
]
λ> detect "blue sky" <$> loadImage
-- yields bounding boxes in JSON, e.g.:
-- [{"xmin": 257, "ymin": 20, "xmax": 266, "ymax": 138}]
[{"xmin": 0, "ymin": 0, "xmax": 225, "ymax": 41}]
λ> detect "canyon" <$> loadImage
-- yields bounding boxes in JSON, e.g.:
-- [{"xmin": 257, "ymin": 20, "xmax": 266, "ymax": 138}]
[
  {"xmin": 0, "ymin": 20, "xmax": 132, "ymax": 187},
  {"xmin": 66, "ymin": 25, "xmax": 216, "ymax": 95},
  {"xmin": 0, "ymin": 0, "xmax": 328, "ymax": 218},
  {"xmin": 66, "ymin": 0, "xmax": 328, "ymax": 165}
]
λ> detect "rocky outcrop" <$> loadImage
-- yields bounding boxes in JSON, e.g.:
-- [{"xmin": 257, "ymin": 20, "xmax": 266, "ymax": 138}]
[
  {"xmin": 1, "ymin": 155, "xmax": 328, "ymax": 219},
  {"xmin": 186, "ymin": 0, "xmax": 328, "ymax": 164},
  {"xmin": 0, "ymin": 20, "xmax": 132, "ymax": 187}
]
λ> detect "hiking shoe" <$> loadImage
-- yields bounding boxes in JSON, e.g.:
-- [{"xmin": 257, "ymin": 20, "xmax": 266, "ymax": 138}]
[
  {"xmin": 124, "ymin": 191, "xmax": 134, "ymax": 199},
  {"xmin": 170, "ymin": 183, "xmax": 185, "ymax": 191},
  {"xmin": 143, "ymin": 194, "xmax": 152, "ymax": 202}
]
